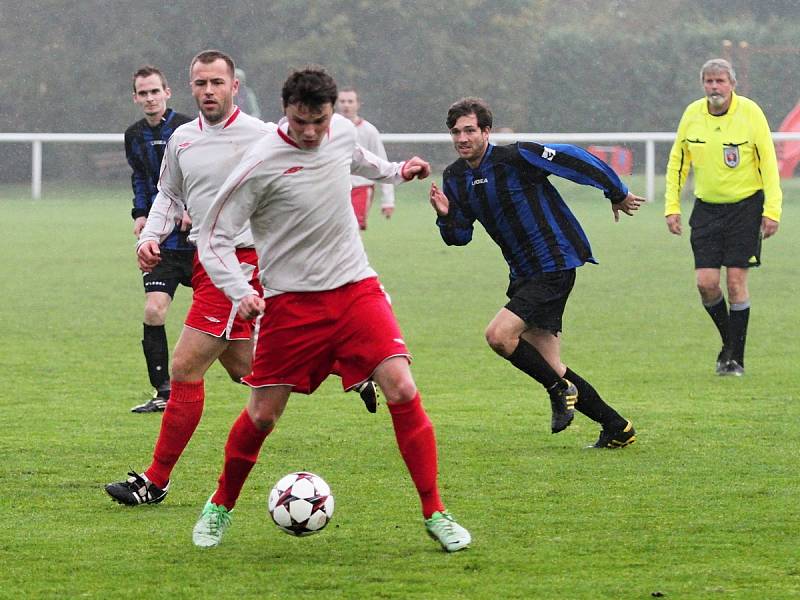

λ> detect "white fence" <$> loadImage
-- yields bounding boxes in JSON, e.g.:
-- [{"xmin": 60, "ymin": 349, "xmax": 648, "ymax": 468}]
[{"xmin": 2, "ymin": 131, "xmax": 800, "ymax": 201}]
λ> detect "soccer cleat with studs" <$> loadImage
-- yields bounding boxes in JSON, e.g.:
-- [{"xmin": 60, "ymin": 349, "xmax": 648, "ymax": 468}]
[
  {"xmin": 425, "ymin": 510, "xmax": 471, "ymax": 552},
  {"xmin": 355, "ymin": 380, "xmax": 379, "ymax": 413},
  {"xmin": 192, "ymin": 498, "xmax": 233, "ymax": 548},
  {"xmin": 131, "ymin": 391, "xmax": 169, "ymax": 413},
  {"xmin": 715, "ymin": 348, "xmax": 732, "ymax": 376},
  {"xmin": 587, "ymin": 420, "xmax": 637, "ymax": 449},
  {"xmin": 549, "ymin": 379, "xmax": 577, "ymax": 433},
  {"xmin": 718, "ymin": 359, "xmax": 744, "ymax": 377},
  {"xmin": 105, "ymin": 470, "xmax": 169, "ymax": 505}
]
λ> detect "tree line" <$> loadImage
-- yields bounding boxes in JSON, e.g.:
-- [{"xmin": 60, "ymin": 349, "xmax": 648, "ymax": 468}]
[{"xmin": 2, "ymin": 0, "xmax": 798, "ymax": 181}]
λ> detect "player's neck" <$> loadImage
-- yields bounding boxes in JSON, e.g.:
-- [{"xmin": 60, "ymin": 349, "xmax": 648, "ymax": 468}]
[
  {"xmin": 466, "ymin": 146, "xmax": 489, "ymax": 169},
  {"xmin": 144, "ymin": 110, "xmax": 167, "ymax": 127},
  {"xmin": 203, "ymin": 106, "xmax": 238, "ymax": 127}
]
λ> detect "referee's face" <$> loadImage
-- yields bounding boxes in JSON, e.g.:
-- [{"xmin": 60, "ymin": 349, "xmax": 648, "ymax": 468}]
[
  {"xmin": 703, "ymin": 70, "xmax": 734, "ymax": 114},
  {"xmin": 450, "ymin": 114, "xmax": 490, "ymax": 167}
]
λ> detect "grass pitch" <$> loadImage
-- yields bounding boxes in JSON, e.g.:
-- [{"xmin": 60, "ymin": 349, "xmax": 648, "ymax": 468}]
[{"xmin": 0, "ymin": 177, "xmax": 798, "ymax": 599}]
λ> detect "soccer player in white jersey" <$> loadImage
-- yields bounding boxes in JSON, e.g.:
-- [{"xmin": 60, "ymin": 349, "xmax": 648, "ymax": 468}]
[
  {"xmin": 192, "ymin": 67, "xmax": 471, "ymax": 553},
  {"xmin": 104, "ymin": 50, "xmax": 274, "ymax": 507},
  {"xmin": 336, "ymin": 87, "xmax": 396, "ymax": 229}
]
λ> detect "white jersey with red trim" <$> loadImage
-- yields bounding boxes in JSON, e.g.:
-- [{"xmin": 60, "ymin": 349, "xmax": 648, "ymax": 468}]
[
  {"xmin": 351, "ymin": 118, "xmax": 395, "ymax": 207},
  {"xmin": 198, "ymin": 113, "xmax": 410, "ymax": 300},
  {"xmin": 137, "ymin": 107, "xmax": 275, "ymax": 249}
]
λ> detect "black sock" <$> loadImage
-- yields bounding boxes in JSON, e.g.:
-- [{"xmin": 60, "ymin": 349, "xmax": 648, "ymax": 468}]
[
  {"xmin": 564, "ymin": 367, "xmax": 625, "ymax": 429},
  {"xmin": 142, "ymin": 323, "xmax": 170, "ymax": 391},
  {"xmin": 506, "ymin": 338, "xmax": 563, "ymax": 392},
  {"xmin": 728, "ymin": 302, "xmax": 750, "ymax": 366},
  {"xmin": 703, "ymin": 295, "xmax": 729, "ymax": 348}
]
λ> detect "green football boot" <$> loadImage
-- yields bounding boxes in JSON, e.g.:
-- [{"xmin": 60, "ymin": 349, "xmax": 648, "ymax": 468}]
[
  {"xmin": 192, "ymin": 498, "xmax": 233, "ymax": 548},
  {"xmin": 425, "ymin": 510, "xmax": 471, "ymax": 552}
]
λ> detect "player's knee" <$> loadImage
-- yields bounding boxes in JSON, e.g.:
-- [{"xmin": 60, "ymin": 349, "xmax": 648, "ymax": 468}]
[
  {"xmin": 251, "ymin": 412, "xmax": 278, "ymax": 431},
  {"xmin": 169, "ymin": 356, "xmax": 190, "ymax": 381},
  {"xmin": 485, "ymin": 325, "xmax": 513, "ymax": 357},
  {"xmin": 143, "ymin": 302, "xmax": 168, "ymax": 325},
  {"xmin": 727, "ymin": 283, "xmax": 748, "ymax": 303},
  {"xmin": 382, "ymin": 377, "xmax": 417, "ymax": 404},
  {"xmin": 696, "ymin": 280, "xmax": 721, "ymax": 301}
]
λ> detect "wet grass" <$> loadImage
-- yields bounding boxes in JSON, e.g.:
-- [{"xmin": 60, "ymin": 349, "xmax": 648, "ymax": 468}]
[{"xmin": 1, "ymin": 177, "xmax": 798, "ymax": 599}]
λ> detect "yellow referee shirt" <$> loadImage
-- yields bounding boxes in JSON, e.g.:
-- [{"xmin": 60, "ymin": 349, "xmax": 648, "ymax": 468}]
[{"xmin": 664, "ymin": 92, "xmax": 782, "ymax": 222}]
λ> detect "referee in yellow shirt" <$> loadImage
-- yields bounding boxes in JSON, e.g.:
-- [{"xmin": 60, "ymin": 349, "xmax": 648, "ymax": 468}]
[{"xmin": 665, "ymin": 58, "xmax": 782, "ymax": 376}]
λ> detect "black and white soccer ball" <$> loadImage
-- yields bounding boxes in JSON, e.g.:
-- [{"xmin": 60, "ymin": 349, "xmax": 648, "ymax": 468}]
[{"xmin": 268, "ymin": 471, "xmax": 334, "ymax": 536}]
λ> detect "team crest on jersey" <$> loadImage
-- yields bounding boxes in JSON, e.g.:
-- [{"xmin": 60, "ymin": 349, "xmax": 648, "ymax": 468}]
[
  {"xmin": 723, "ymin": 145, "xmax": 740, "ymax": 168},
  {"xmin": 283, "ymin": 166, "xmax": 304, "ymax": 175},
  {"xmin": 541, "ymin": 146, "xmax": 556, "ymax": 161}
]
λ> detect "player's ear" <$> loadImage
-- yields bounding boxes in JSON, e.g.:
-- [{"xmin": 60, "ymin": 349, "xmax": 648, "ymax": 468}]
[{"xmin": 164, "ymin": 87, "xmax": 172, "ymax": 101}]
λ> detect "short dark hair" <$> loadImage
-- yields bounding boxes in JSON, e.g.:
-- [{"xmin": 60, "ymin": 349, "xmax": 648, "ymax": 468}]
[
  {"xmin": 189, "ymin": 49, "xmax": 235, "ymax": 78},
  {"xmin": 281, "ymin": 66, "xmax": 338, "ymax": 110},
  {"xmin": 446, "ymin": 97, "xmax": 493, "ymax": 130},
  {"xmin": 132, "ymin": 65, "xmax": 167, "ymax": 93}
]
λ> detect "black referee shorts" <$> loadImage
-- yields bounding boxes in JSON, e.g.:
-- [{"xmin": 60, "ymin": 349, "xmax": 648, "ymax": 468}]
[
  {"xmin": 505, "ymin": 269, "xmax": 576, "ymax": 335},
  {"xmin": 142, "ymin": 248, "xmax": 194, "ymax": 298},
  {"xmin": 689, "ymin": 190, "xmax": 763, "ymax": 269}
]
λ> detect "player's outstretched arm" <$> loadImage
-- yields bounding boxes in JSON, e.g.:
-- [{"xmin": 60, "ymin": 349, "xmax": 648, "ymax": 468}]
[
  {"xmin": 429, "ymin": 182, "xmax": 449, "ymax": 216},
  {"xmin": 611, "ymin": 192, "xmax": 645, "ymax": 222},
  {"xmin": 401, "ymin": 156, "xmax": 431, "ymax": 180}
]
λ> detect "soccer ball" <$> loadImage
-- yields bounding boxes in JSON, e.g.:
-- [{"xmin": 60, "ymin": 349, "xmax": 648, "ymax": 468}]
[{"xmin": 268, "ymin": 471, "xmax": 334, "ymax": 536}]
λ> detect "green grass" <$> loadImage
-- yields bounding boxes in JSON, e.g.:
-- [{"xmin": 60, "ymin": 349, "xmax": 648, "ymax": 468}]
[{"xmin": 1, "ymin": 177, "xmax": 798, "ymax": 599}]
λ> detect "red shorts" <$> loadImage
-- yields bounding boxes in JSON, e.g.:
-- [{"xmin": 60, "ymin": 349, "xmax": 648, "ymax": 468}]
[
  {"xmin": 184, "ymin": 248, "xmax": 262, "ymax": 340},
  {"xmin": 350, "ymin": 185, "xmax": 374, "ymax": 230},
  {"xmin": 243, "ymin": 277, "xmax": 409, "ymax": 394}
]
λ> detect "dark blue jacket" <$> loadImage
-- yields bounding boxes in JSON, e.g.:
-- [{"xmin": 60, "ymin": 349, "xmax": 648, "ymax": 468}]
[{"xmin": 438, "ymin": 142, "xmax": 628, "ymax": 280}]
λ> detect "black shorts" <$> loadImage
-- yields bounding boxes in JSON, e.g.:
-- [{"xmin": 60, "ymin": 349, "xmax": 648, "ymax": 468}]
[
  {"xmin": 505, "ymin": 269, "xmax": 576, "ymax": 334},
  {"xmin": 689, "ymin": 191, "xmax": 763, "ymax": 269},
  {"xmin": 142, "ymin": 249, "xmax": 194, "ymax": 298}
]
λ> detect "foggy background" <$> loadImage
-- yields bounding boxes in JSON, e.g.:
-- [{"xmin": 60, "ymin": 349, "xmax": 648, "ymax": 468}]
[{"xmin": 1, "ymin": 0, "xmax": 799, "ymax": 182}]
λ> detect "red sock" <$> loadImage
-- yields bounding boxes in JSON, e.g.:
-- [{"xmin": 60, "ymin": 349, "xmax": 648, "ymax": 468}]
[
  {"xmin": 144, "ymin": 380, "xmax": 204, "ymax": 488},
  {"xmin": 388, "ymin": 393, "xmax": 444, "ymax": 519},
  {"xmin": 212, "ymin": 409, "xmax": 271, "ymax": 510}
]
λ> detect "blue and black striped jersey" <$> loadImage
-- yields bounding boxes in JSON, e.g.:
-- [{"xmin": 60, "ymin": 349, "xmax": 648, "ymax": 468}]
[
  {"xmin": 125, "ymin": 108, "xmax": 193, "ymax": 251},
  {"xmin": 438, "ymin": 142, "xmax": 629, "ymax": 280}
]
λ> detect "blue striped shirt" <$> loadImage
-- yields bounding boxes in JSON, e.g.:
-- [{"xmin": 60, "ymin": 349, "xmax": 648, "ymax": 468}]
[
  {"xmin": 438, "ymin": 142, "xmax": 628, "ymax": 280},
  {"xmin": 125, "ymin": 108, "xmax": 193, "ymax": 251}
]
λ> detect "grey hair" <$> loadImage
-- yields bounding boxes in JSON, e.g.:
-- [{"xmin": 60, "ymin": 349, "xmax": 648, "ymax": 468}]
[{"xmin": 700, "ymin": 58, "xmax": 736, "ymax": 84}]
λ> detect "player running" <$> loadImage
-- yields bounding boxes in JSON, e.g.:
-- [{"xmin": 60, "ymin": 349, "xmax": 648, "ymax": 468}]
[
  {"xmin": 191, "ymin": 66, "xmax": 471, "ymax": 552},
  {"xmin": 430, "ymin": 97, "xmax": 642, "ymax": 449}
]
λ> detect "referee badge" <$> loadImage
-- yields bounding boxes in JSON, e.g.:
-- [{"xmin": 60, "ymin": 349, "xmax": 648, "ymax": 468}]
[{"xmin": 723, "ymin": 144, "xmax": 740, "ymax": 168}]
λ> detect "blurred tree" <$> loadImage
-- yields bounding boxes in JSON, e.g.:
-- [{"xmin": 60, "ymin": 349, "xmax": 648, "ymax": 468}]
[{"xmin": 1, "ymin": 0, "xmax": 799, "ymax": 181}]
